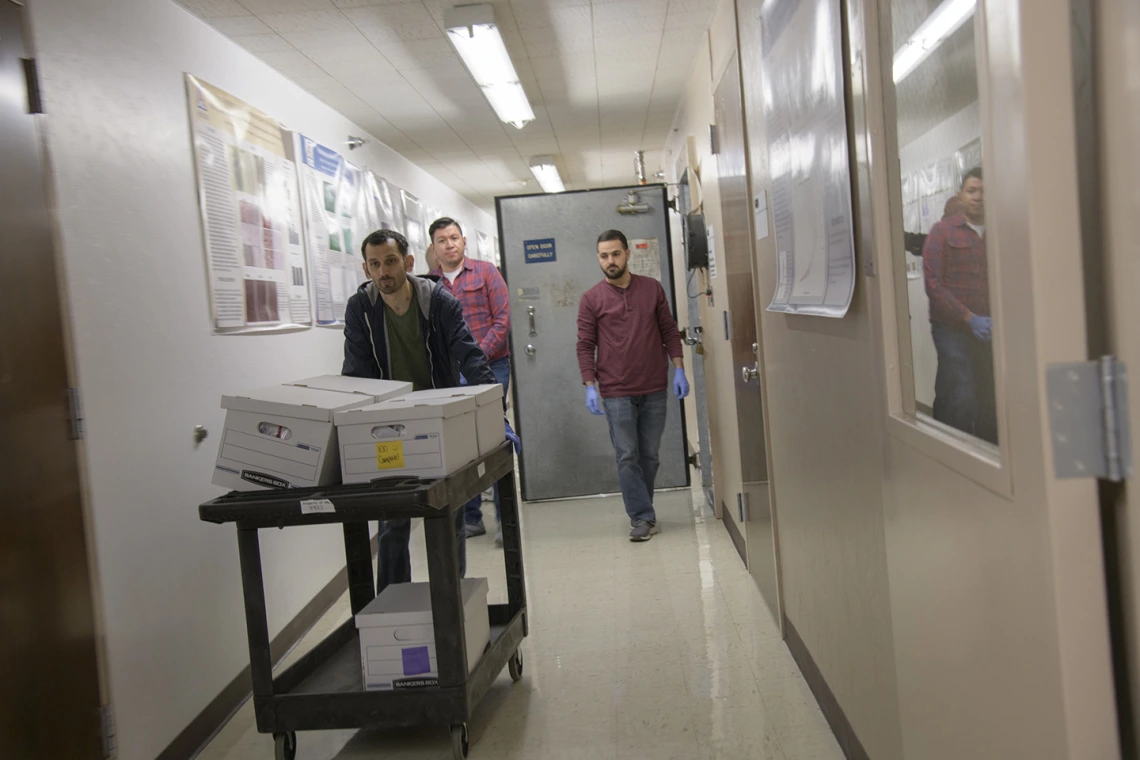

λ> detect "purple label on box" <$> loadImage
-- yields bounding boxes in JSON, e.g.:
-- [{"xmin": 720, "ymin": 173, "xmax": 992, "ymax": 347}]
[{"xmin": 402, "ymin": 646, "xmax": 432, "ymax": 676}]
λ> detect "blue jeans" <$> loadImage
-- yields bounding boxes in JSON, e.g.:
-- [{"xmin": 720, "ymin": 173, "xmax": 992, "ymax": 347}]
[
  {"xmin": 463, "ymin": 356, "xmax": 511, "ymax": 526},
  {"xmin": 376, "ymin": 508, "xmax": 466, "ymax": 594},
  {"xmin": 602, "ymin": 391, "xmax": 668, "ymax": 524},
  {"xmin": 931, "ymin": 322, "xmax": 997, "ymax": 444}
]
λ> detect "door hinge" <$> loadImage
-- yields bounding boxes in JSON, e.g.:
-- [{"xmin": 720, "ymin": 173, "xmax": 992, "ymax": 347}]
[
  {"xmin": 21, "ymin": 58, "xmax": 43, "ymax": 114},
  {"xmin": 709, "ymin": 124, "xmax": 720, "ymax": 156},
  {"xmin": 67, "ymin": 387, "xmax": 84, "ymax": 440},
  {"xmin": 100, "ymin": 703, "xmax": 116, "ymax": 758},
  {"xmin": 737, "ymin": 491, "xmax": 749, "ymax": 523},
  {"xmin": 1046, "ymin": 356, "xmax": 1132, "ymax": 482}
]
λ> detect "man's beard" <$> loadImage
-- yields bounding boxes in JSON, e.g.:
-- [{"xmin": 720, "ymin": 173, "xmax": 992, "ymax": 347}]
[
  {"xmin": 603, "ymin": 265, "xmax": 626, "ymax": 280},
  {"xmin": 377, "ymin": 275, "xmax": 405, "ymax": 295}
]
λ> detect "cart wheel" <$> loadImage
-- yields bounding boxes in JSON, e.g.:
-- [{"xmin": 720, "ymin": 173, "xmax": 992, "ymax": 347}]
[
  {"xmin": 273, "ymin": 732, "xmax": 297, "ymax": 760},
  {"xmin": 450, "ymin": 723, "xmax": 470, "ymax": 759},
  {"xmin": 508, "ymin": 649, "xmax": 524, "ymax": 682}
]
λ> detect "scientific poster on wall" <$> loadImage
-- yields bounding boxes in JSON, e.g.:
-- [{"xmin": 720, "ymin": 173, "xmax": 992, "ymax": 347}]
[
  {"xmin": 402, "ymin": 190, "xmax": 427, "ymax": 258},
  {"xmin": 185, "ymin": 75, "xmax": 311, "ymax": 333},
  {"xmin": 761, "ymin": 0, "xmax": 856, "ymax": 317},
  {"xmin": 476, "ymin": 230, "xmax": 494, "ymax": 263},
  {"xmin": 363, "ymin": 172, "xmax": 405, "ymax": 238},
  {"xmin": 298, "ymin": 135, "xmax": 375, "ymax": 325}
]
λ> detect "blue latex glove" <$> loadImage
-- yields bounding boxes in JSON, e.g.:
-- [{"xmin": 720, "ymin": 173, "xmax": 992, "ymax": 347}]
[
  {"xmin": 505, "ymin": 420, "xmax": 521, "ymax": 454},
  {"xmin": 969, "ymin": 315, "xmax": 992, "ymax": 341},
  {"xmin": 585, "ymin": 385, "xmax": 605, "ymax": 416},
  {"xmin": 673, "ymin": 367, "xmax": 690, "ymax": 399}
]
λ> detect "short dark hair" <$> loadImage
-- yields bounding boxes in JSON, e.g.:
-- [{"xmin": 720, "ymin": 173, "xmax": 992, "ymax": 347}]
[
  {"xmin": 597, "ymin": 229, "xmax": 628, "ymax": 250},
  {"xmin": 361, "ymin": 228, "xmax": 409, "ymax": 258},
  {"xmin": 962, "ymin": 166, "xmax": 983, "ymax": 188},
  {"xmin": 428, "ymin": 217, "xmax": 462, "ymax": 241}
]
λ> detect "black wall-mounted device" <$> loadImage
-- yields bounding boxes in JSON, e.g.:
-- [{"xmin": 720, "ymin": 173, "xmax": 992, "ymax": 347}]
[{"xmin": 685, "ymin": 212, "xmax": 709, "ymax": 270}]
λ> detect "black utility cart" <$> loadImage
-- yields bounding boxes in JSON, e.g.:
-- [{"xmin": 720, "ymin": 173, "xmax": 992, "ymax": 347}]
[{"xmin": 199, "ymin": 442, "xmax": 527, "ymax": 760}]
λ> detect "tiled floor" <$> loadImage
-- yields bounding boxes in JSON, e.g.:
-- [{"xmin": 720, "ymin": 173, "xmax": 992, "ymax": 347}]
[{"xmin": 197, "ymin": 488, "xmax": 843, "ymax": 760}]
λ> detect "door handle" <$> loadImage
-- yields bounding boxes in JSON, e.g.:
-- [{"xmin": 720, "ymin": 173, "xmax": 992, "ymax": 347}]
[
  {"xmin": 742, "ymin": 364, "xmax": 759, "ymax": 383},
  {"xmin": 525, "ymin": 344, "xmax": 537, "ymax": 357},
  {"xmin": 527, "ymin": 306, "xmax": 537, "ymax": 336}
]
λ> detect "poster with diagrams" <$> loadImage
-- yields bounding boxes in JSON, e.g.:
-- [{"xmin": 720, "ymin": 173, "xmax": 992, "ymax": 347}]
[
  {"xmin": 402, "ymin": 190, "xmax": 427, "ymax": 259},
  {"xmin": 476, "ymin": 230, "xmax": 494, "ymax": 263},
  {"xmin": 364, "ymin": 172, "xmax": 405, "ymax": 238},
  {"xmin": 760, "ymin": 0, "xmax": 856, "ymax": 317},
  {"xmin": 298, "ymin": 135, "xmax": 376, "ymax": 325},
  {"xmin": 628, "ymin": 238, "xmax": 662, "ymax": 281},
  {"xmin": 185, "ymin": 75, "xmax": 311, "ymax": 332}
]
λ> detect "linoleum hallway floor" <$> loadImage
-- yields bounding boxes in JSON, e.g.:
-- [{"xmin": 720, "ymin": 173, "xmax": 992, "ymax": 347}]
[{"xmin": 198, "ymin": 489, "xmax": 843, "ymax": 760}]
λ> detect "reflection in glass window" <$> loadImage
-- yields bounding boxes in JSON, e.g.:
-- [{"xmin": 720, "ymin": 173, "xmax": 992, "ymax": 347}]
[{"xmin": 890, "ymin": 0, "xmax": 997, "ymax": 445}]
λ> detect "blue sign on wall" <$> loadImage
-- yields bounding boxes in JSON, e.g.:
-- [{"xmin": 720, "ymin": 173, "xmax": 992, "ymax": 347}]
[{"xmin": 523, "ymin": 238, "xmax": 556, "ymax": 264}]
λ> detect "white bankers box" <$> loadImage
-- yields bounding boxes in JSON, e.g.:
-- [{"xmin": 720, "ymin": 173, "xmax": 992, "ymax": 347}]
[
  {"xmin": 408, "ymin": 385, "xmax": 505, "ymax": 456},
  {"xmin": 335, "ymin": 394, "xmax": 479, "ymax": 483},
  {"xmin": 286, "ymin": 375, "xmax": 411, "ymax": 403},
  {"xmin": 356, "ymin": 578, "xmax": 490, "ymax": 690},
  {"xmin": 213, "ymin": 385, "xmax": 373, "ymax": 491}
]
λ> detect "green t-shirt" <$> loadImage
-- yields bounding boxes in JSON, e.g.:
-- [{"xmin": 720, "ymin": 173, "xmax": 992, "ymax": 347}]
[{"xmin": 384, "ymin": 289, "xmax": 433, "ymax": 391}]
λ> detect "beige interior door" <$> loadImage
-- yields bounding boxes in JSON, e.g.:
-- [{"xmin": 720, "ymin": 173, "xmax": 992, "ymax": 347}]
[
  {"xmin": 713, "ymin": 53, "xmax": 781, "ymax": 618},
  {"xmin": 868, "ymin": 0, "xmax": 1120, "ymax": 756},
  {"xmin": 1096, "ymin": 0, "xmax": 1140, "ymax": 755},
  {"xmin": 0, "ymin": 4, "xmax": 105, "ymax": 757}
]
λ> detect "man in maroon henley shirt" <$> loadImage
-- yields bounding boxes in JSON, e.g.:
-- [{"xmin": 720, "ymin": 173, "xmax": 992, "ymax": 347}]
[{"xmin": 577, "ymin": 229, "xmax": 689, "ymax": 542}]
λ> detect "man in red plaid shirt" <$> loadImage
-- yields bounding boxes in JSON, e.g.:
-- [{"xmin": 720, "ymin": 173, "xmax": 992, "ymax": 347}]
[
  {"xmin": 923, "ymin": 167, "xmax": 996, "ymax": 443},
  {"xmin": 428, "ymin": 217, "xmax": 512, "ymax": 542}
]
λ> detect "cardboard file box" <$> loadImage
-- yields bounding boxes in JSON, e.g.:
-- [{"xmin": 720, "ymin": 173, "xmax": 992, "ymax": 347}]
[
  {"xmin": 407, "ymin": 385, "xmax": 505, "ymax": 456},
  {"xmin": 213, "ymin": 385, "xmax": 372, "ymax": 491},
  {"xmin": 335, "ymin": 394, "xmax": 479, "ymax": 483},
  {"xmin": 285, "ymin": 375, "xmax": 411, "ymax": 403},
  {"xmin": 356, "ymin": 578, "xmax": 490, "ymax": 690}
]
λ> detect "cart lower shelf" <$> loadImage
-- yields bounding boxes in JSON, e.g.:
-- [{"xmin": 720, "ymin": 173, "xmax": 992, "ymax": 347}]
[{"xmin": 252, "ymin": 604, "xmax": 527, "ymax": 734}]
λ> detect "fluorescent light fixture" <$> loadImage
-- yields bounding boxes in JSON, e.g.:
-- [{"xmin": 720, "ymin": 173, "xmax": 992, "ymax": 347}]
[
  {"xmin": 445, "ymin": 4, "xmax": 535, "ymax": 129},
  {"xmin": 893, "ymin": 0, "xmax": 976, "ymax": 84},
  {"xmin": 529, "ymin": 156, "xmax": 565, "ymax": 193}
]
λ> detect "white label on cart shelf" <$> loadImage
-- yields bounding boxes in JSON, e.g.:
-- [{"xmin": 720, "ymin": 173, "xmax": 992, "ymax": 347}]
[
  {"xmin": 300, "ymin": 498, "xmax": 335, "ymax": 514},
  {"xmin": 477, "ymin": 463, "xmax": 486, "ymax": 478}
]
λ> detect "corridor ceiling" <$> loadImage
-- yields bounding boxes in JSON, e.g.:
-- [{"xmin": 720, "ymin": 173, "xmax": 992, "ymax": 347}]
[{"xmin": 177, "ymin": 0, "xmax": 716, "ymax": 212}]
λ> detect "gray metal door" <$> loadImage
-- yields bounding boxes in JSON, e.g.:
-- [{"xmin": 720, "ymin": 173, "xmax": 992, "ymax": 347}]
[
  {"xmin": 715, "ymin": 54, "xmax": 781, "ymax": 617},
  {"xmin": 497, "ymin": 185, "xmax": 689, "ymax": 501},
  {"xmin": 0, "ymin": 5, "xmax": 105, "ymax": 758}
]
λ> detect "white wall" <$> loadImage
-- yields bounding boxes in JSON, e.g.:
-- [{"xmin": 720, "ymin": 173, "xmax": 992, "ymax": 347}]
[{"xmin": 26, "ymin": 1, "xmax": 494, "ymax": 757}]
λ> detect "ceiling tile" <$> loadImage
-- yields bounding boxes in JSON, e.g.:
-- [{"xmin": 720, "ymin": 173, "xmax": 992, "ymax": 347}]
[
  {"xmin": 664, "ymin": 9, "xmax": 712, "ymax": 28},
  {"xmin": 209, "ymin": 15, "xmax": 274, "ymax": 35},
  {"xmin": 175, "ymin": 0, "xmax": 250, "ymax": 18},
  {"xmin": 241, "ymin": 0, "xmax": 338, "ymax": 10},
  {"xmin": 258, "ymin": 50, "xmax": 329, "ymax": 78},
  {"xmin": 259, "ymin": 10, "xmax": 357, "ymax": 34},
  {"xmin": 231, "ymin": 34, "xmax": 296, "ymax": 53},
  {"xmin": 280, "ymin": 28, "xmax": 374, "ymax": 49},
  {"xmin": 512, "ymin": 5, "xmax": 592, "ymax": 30},
  {"xmin": 344, "ymin": 4, "xmax": 442, "ymax": 41}
]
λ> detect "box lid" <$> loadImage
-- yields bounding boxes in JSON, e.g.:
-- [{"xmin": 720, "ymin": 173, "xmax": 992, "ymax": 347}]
[
  {"xmin": 334, "ymin": 393, "xmax": 477, "ymax": 426},
  {"xmin": 355, "ymin": 578, "xmax": 489, "ymax": 628},
  {"xmin": 221, "ymin": 385, "xmax": 371, "ymax": 422},
  {"xmin": 408, "ymin": 384, "xmax": 502, "ymax": 408},
  {"xmin": 286, "ymin": 375, "xmax": 412, "ymax": 402}
]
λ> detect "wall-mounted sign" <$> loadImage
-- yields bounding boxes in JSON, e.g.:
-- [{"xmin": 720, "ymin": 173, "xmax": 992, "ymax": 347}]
[{"xmin": 523, "ymin": 238, "xmax": 556, "ymax": 264}]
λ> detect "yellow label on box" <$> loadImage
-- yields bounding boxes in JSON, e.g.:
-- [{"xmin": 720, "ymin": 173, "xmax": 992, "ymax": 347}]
[{"xmin": 375, "ymin": 441, "xmax": 405, "ymax": 470}]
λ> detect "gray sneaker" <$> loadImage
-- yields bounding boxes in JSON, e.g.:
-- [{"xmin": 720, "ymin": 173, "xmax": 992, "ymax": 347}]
[
  {"xmin": 629, "ymin": 520, "xmax": 660, "ymax": 542},
  {"xmin": 465, "ymin": 520, "xmax": 486, "ymax": 538}
]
